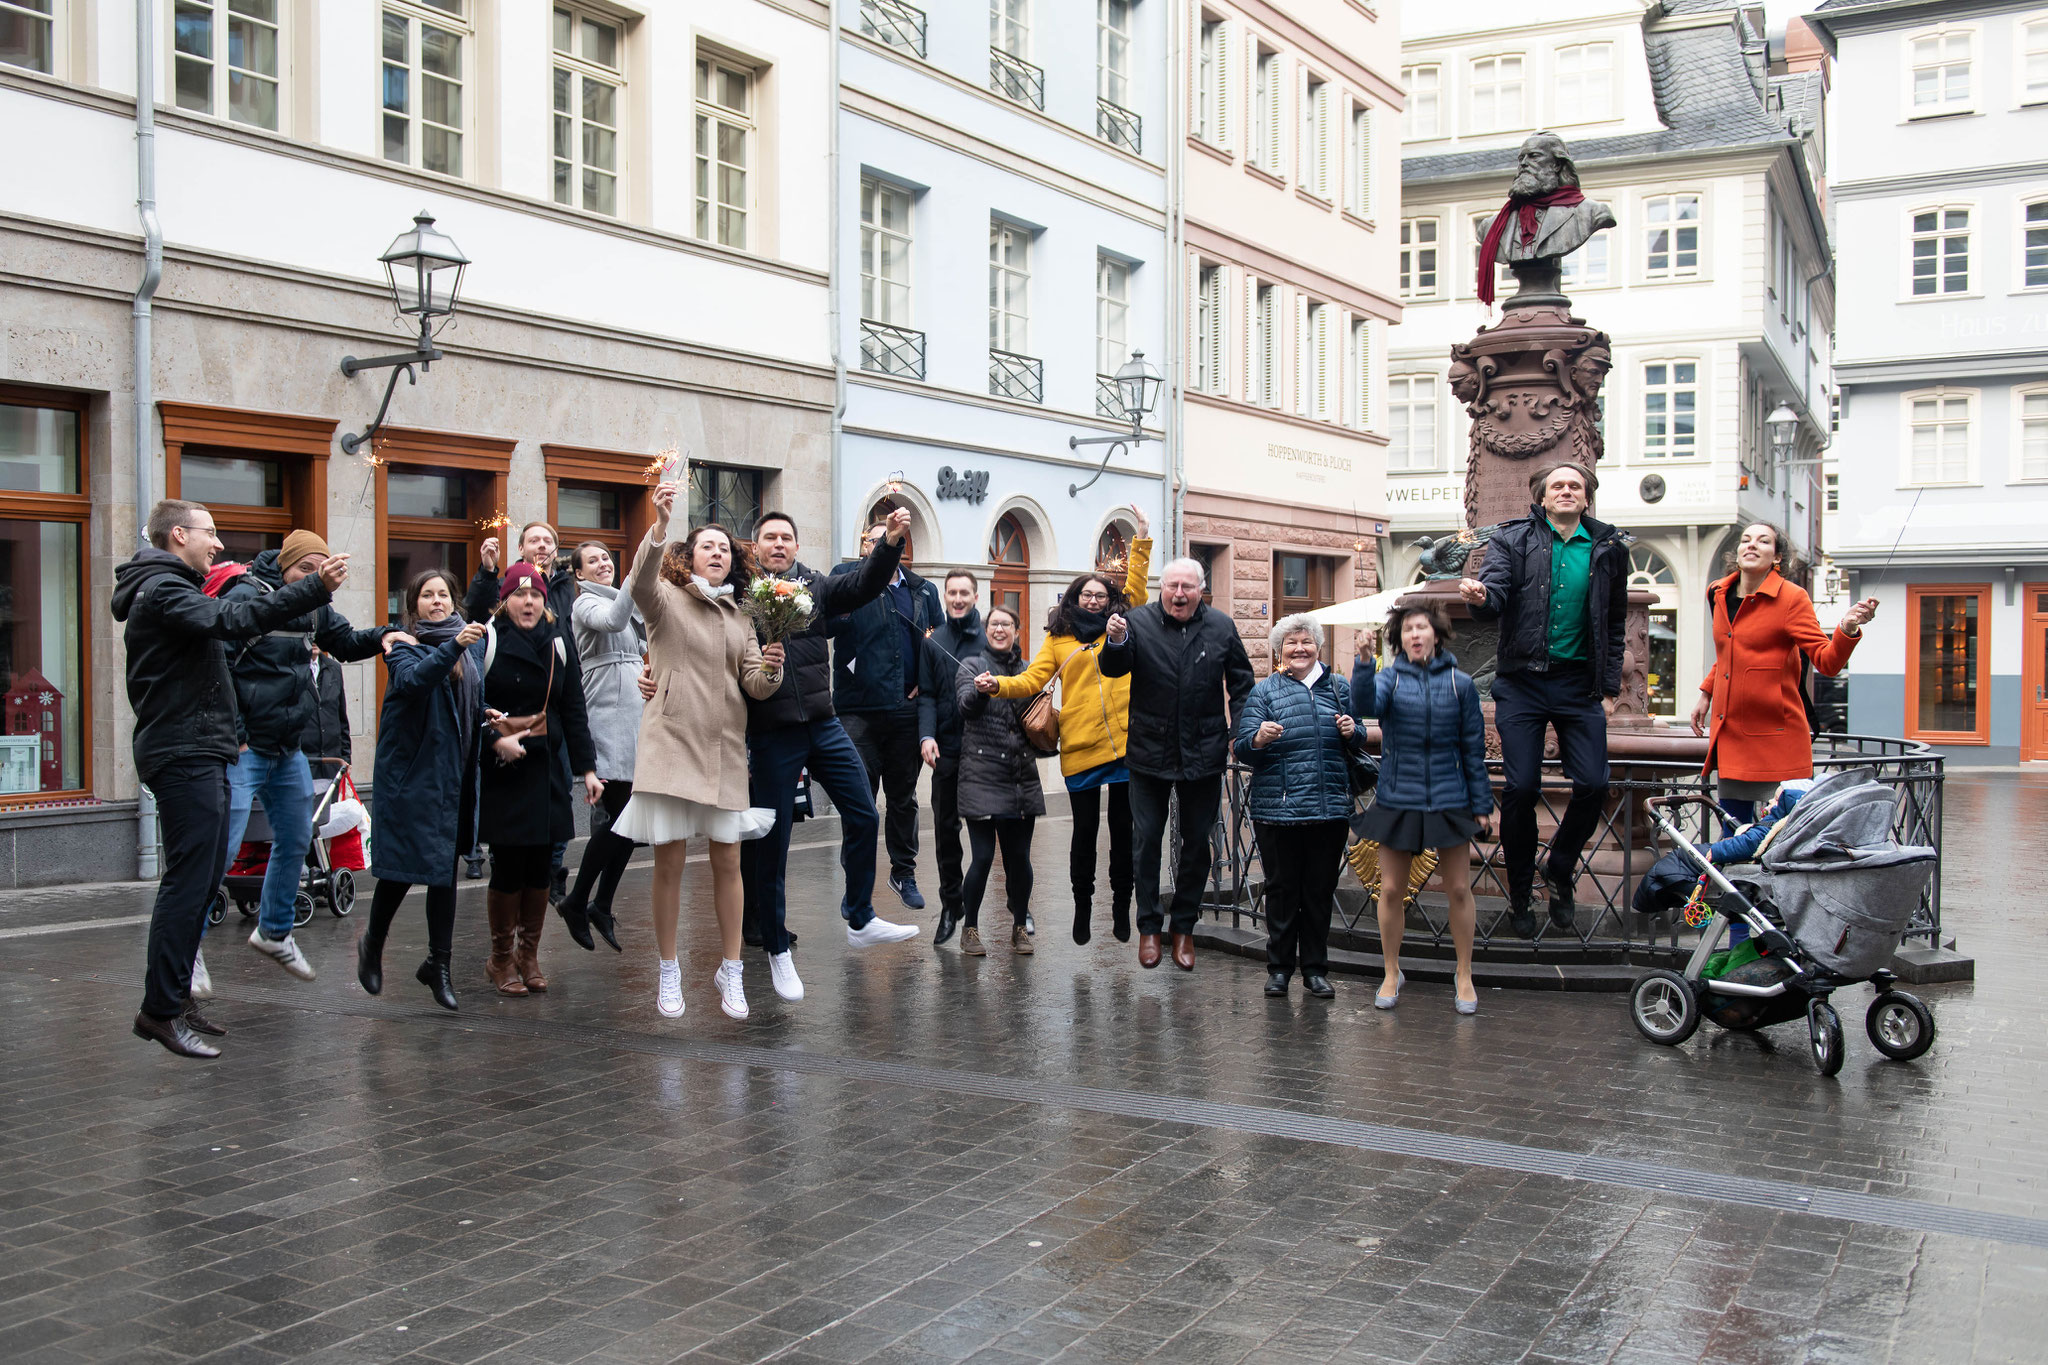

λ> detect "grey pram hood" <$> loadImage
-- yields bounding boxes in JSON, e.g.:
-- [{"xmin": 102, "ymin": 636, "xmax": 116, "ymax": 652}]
[{"xmin": 1754, "ymin": 769, "xmax": 1935, "ymax": 978}]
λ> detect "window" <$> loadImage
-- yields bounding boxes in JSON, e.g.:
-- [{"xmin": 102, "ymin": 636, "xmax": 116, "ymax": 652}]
[
  {"xmin": 1553, "ymin": 42, "xmax": 1611, "ymax": 123},
  {"xmin": 1250, "ymin": 281, "xmax": 1278, "ymax": 407},
  {"xmin": 1643, "ymin": 193, "xmax": 1701, "ymax": 279},
  {"xmin": 2019, "ymin": 388, "xmax": 2048, "ymax": 480},
  {"xmin": 860, "ymin": 177, "xmax": 913, "ymax": 326},
  {"xmin": 991, "ymin": 0, "xmax": 1027, "ymax": 58},
  {"xmin": 989, "ymin": 219, "xmax": 1030, "ymax": 356},
  {"xmin": 1386, "ymin": 376, "xmax": 1437, "ymax": 472},
  {"xmin": 1193, "ymin": 262, "xmax": 1223, "ymax": 395},
  {"xmin": 1399, "ymin": 217, "xmax": 1439, "ymax": 298},
  {"xmin": 688, "ymin": 462, "xmax": 763, "ymax": 540},
  {"xmin": 1098, "ymin": 0, "xmax": 1131, "ymax": 111},
  {"xmin": 1628, "ymin": 548, "xmax": 1678, "ymax": 718},
  {"xmin": 1096, "ymin": 522, "xmax": 1129, "ymax": 574},
  {"xmin": 695, "ymin": 58, "xmax": 752, "ymax": 249},
  {"xmin": 859, "ymin": 0, "xmax": 926, "ymax": 57},
  {"xmin": 1196, "ymin": 17, "xmax": 1230, "ymax": 147},
  {"xmin": 1252, "ymin": 47, "xmax": 1282, "ymax": 174},
  {"xmin": 1402, "ymin": 63, "xmax": 1440, "ymax": 139},
  {"xmin": 552, "ymin": 7, "xmax": 624, "ymax": 216},
  {"xmin": 1560, "ymin": 227, "xmax": 1611, "ymax": 289},
  {"xmin": 1468, "ymin": 54, "xmax": 1524, "ymax": 134},
  {"xmin": 1907, "ymin": 389, "xmax": 1973, "ymax": 484},
  {"xmin": 1, "ymin": 0, "xmax": 57, "ymax": 73},
  {"xmin": 383, "ymin": 468, "xmax": 483, "ymax": 623},
  {"xmin": 382, "ymin": 1, "xmax": 467, "ymax": 177},
  {"xmin": 1907, "ymin": 586, "xmax": 1990, "ymax": 741},
  {"xmin": 989, "ymin": 0, "xmax": 1041, "ymax": 107},
  {"xmin": 1346, "ymin": 103, "xmax": 1373, "ymax": 218},
  {"xmin": 1301, "ymin": 76, "xmax": 1331, "ymax": 198},
  {"xmin": 1642, "ymin": 361, "xmax": 1699, "ymax": 458},
  {"xmin": 1188, "ymin": 542, "xmax": 1222, "ymax": 605},
  {"xmin": 0, "ymin": 388, "xmax": 90, "ymax": 800},
  {"xmin": 1909, "ymin": 28, "xmax": 1972, "ymax": 115},
  {"xmin": 1274, "ymin": 553, "xmax": 1337, "ymax": 622},
  {"xmin": 1824, "ymin": 471, "xmax": 1839, "ymax": 511},
  {"xmin": 173, "ymin": 0, "xmax": 281, "ymax": 130},
  {"xmin": 1097, "ymin": 254, "xmax": 1131, "ymax": 413},
  {"xmin": 1350, "ymin": 318, "xmax": 1371, "ymax": 429},
  {"xmin": 1909, "ymin": 206, "xmax": 1971, "ymax": 295},
  {"xmin": 989, "ymin": 512, "xmax": 1030, "ymax": 646},
  {"xmin": 2026, "ymin": 19, "xmax": 2048, "ymax": 105},
  {"xmin": 2023, "ymin": 201, "xmax": 2048, "ymax": 289}
]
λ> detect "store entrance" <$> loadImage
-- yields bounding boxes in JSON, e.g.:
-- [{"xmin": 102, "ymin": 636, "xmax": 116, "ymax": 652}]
[{"xmin": 2025, "ymin": 585, "xmax": 2048, "ymax": 762}]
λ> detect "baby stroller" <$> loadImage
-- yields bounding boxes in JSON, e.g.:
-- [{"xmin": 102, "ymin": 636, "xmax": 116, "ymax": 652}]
[
  {"xmin": 207, "ymin": 759, "xmax": 364, "ymax": 928},
  {"xmin": 1629, "ymin": 770, "xmax": 1938, "ymax": 1076}
]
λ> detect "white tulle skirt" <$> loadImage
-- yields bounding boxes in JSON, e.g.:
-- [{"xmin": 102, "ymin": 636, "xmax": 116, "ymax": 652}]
[{"xmin": 612, "ymin": 792, "xmax": 776, "ymax": 846}]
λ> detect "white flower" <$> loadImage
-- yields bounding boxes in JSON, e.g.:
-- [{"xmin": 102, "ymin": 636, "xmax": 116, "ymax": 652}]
[{"xmin": 793, "ymin": 592, "xmax": 814, "ymax": 614}]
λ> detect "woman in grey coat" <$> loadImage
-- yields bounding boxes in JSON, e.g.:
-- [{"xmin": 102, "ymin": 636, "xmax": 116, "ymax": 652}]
[
  {"xmin": 954, "ymin": 605, "xmax": 1046, "ymax": 957},
  {"xmin": 556, "ymin": 540, "xmax": 647, "ymax": 952}
]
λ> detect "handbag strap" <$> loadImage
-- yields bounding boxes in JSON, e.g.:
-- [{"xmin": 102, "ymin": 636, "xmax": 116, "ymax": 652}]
[{"xmin": 1035, "ymin": 638, "xmax": 1091, "ymax": 700}]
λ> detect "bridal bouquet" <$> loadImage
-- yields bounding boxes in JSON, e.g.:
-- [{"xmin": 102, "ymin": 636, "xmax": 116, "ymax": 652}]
[{"xmin": 741, "ymin": 574, "xmax": 816, "ymax": 644}]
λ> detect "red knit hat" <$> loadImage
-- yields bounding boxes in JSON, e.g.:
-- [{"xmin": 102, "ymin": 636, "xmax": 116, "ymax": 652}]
[{"xmin": 499, "ymin": 561, "xmax": 547, "ymax": 602}]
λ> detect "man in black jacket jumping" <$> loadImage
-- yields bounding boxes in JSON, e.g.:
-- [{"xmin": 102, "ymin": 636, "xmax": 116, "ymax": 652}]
[
  {"xmin": 915, "ymin": 569, "xmax": 984, "ymax": 943},
  {"xmin": 114, "ymin": 500, "xmax": 349, "ymax": 1057}
]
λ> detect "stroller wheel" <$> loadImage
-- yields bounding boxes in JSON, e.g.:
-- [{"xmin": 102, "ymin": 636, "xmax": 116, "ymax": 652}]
[
  {"xmin": 1866, "ymin": 992, "xmax": 1935, "ymax": 1062},
  {"xmin": 329, "ymin": 868, "xmax": 356, "ymax": 918},
  {"xmin": 207, "ymin": 886, "xmax": 228, "ymax": 927},
  {"xmin": 1629, "ymin": 970, "xmax": 1700, "ymax": 1046},
  {"xmin": 293, "ymin": 891, "xmax": 316, "ymax": 929},
  {"xmin": 237, "ymin": 900, "xmax": 256, "ymax": 918},
  {"xmin": 1807, "ymin": 999, "xmax": 1845, "ymax": 1077}
]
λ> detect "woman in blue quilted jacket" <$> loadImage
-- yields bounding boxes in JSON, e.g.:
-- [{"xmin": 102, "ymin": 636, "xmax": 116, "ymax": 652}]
[
  {"xmin": 1234, "ymin": 615, "xmax": 1366, "ymax": 1001},
  {"xmin": 1353, "ymin": 602, "xmax": 1494, "ymax": 1015}
]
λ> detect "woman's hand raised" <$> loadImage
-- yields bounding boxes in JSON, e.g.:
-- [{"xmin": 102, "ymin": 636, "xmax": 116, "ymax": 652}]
[
  {"xmin": 652, "ymin": 480, "xmax": 678, "ymax": 537},
  {"xmin": 456, "ymin": 621, "xmax": 487, "ymax": 647}
]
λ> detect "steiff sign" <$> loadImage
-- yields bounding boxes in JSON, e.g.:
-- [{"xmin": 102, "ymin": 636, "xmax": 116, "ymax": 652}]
[{"xmin": 936, "ymin": 466, "xmax": 989, "ymax": 503}]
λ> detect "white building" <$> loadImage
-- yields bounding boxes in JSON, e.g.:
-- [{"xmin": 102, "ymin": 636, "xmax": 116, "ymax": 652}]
[
  {"xmin": 0, "ymin": 0, "xmax": 834, "ymax": 884},
  {"xmin": 1390, "ymin": 0, "xmax": 1834, "ymax": 719},
  {"xmin": 836, "ymin": 0, "xmax": 1168, "ymax": 641},
  {"xmin": 1809, "ymin": 0, "xmax": 2048, "ymax": 764}
]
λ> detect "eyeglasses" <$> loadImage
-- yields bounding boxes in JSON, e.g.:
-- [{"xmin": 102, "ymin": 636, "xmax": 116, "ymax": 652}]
[{"xmin": 176, "ymin": 524, "xmax": 220, "ymax": 538}]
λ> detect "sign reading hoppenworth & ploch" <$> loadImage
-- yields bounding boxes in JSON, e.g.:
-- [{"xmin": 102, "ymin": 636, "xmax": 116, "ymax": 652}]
[{"xmin": 1264, "ymin": 442, "xmax": 1352, "ymax": 484}]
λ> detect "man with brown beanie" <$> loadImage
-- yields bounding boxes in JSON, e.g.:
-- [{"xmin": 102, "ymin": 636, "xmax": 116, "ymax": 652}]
[{"xmin": 204, "ymin": 528, "xmax": 406, "ymax": 987}]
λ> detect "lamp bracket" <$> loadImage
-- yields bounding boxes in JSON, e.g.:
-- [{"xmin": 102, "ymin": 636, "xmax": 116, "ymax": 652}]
[
  {"xmin": 340, "ymin": 345, "xmax": 440, "ymax": 378},
  {"xmin": 338, "ymin": 360, "xmax": 419, "ymax": 456},
  {"xmin": 1067, "ymin": 423, "xmax": 1153, "ymax": 497}
]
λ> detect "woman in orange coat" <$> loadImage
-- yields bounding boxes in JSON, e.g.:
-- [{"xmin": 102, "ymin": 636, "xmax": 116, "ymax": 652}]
[{"xmin": 1691, "ymin": 521, "xmax": 1877, "ymax": 824}]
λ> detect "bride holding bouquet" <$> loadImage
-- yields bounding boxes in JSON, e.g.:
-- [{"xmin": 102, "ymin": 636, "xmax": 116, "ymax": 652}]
[{"xmin": 613, "ymin": 481, "xmax": 785, "ymax": 1020}]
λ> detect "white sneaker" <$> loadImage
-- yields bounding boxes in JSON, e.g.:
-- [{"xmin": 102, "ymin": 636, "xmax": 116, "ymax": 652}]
[
  {"xmin": 847, "ymin": 916, "xmax": 920, "ymax": 947},
  {"xmin": 248, "ymin": 927, "xmax": 315, "ymax": 981},
  {"xmin": 656, "ymin": 959, "xmax": 684, "ymax": 1017},
  {"xmin": 768, "ymin": 951, "xmax": 804, "ymax": 1001},
  {"xmin": 189, "ymin": 949, "xmax": 214, "ymax": 1000},
  {"xmin": 714, "ymin": 960, "xmax": 749, "ymax": 1020}
]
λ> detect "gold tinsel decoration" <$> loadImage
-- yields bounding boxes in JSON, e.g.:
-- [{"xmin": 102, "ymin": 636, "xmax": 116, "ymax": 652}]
[{"xmin": 1346, "ymin": 837, "xmax": 1438, "ymax": 909}]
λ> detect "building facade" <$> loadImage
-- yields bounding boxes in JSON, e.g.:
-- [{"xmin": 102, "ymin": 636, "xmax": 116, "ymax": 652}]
[
  {"xmin": 1178, "ymin": 0, "xmax": 1402, "ymax": 668},
  {"xmin": 1811, "ymin": 0, "xmax": 2048, "ymax": 764},
  {"xmin": 1390, "ymin": 0, "xmax": 1834, "ymax": 719},
  {"xmin": 836, "ymin": 0, "xmax": 1169, "ymax": 647},
  {"xmin": 0, "ymin": 0, "xmax": 834, "ymax": 885}
]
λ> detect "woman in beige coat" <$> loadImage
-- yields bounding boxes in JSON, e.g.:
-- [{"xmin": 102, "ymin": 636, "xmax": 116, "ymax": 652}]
[{"xmin": 612, "ymin": 481, "xmax": 783, "ymax": 1021}]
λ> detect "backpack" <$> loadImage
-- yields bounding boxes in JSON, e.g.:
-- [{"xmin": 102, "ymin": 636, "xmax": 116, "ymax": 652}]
[{"xmin": 203, "ymin": 561, "xmax": 249, "ymax": 597}]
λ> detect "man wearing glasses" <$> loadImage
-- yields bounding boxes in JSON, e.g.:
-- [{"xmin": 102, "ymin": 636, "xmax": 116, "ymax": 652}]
[{"xmin": 113, "ymin": 501, "xmax": 350, "ymax": 1058}]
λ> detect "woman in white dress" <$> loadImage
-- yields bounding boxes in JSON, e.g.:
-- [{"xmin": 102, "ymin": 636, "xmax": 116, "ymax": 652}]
[{"xmin": 613, "ymin": 481, "xmax": 784, "ymax": 1019}]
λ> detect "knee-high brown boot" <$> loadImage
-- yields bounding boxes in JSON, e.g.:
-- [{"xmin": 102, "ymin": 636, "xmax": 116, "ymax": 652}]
[
  {"xmin": 515, "ymin": 887, "xmax": 549, "ymax": 992},
  {"xmin": 485, "ymin": 889, "xmax": 527, "ymax": 996}
]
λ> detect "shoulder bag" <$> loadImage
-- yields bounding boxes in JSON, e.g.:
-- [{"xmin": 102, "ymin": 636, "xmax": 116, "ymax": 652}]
[
  {"xmin": 484, "ymin": 624, "xmax": 563, "ymax": 738},
  {"xmin": 1019, "ymin": 642, "xmax": 1088, "ymax": 757}
]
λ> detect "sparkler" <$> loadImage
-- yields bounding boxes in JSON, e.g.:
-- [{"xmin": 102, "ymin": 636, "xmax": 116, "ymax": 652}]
[
  {"xmin": 474, "ymin": 509, "xmax": 511, "ymax": 533},
  {"xmin": 901, "ymin": 612, "xmax": 972, "ymax": 672},
  {"xmin": 645, "ymin": 444, "xmax": 686, "ymax": 485},
  {"xmin": 886, "ymin": 469, "xmax": 904, "ymax": 497}
]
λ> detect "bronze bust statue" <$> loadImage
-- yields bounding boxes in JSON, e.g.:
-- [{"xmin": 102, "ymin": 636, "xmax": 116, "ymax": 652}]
[{"xmin": 1474, "ymin": 132, "xmax": 1618, "ymax": 304}]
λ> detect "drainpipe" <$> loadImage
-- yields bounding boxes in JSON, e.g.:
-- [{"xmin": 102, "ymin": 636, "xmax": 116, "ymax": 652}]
[
  {"xmin": 133, "ymin": 0, "xmax": 164, "ymax": 880},
  {"xmin": 1165, "ymin": 0, "xmax": 1185, "ymax": 554},
  {"xmin": 827, "ymin": 2, "xmax": 846, "ymax": 560}
]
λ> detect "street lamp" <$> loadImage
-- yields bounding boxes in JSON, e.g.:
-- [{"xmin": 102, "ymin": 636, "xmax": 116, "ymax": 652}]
[
  {"xmin": 339, "ymin": 211, "xmax": 470, "ymax": 455},
  {"xmin": 1068, "ymin": 349, "xmax": 1162, "ymax": 496},
  {"xmin": 1766, "ymin": 403, "xmax": 1800, "ymax": 464}
]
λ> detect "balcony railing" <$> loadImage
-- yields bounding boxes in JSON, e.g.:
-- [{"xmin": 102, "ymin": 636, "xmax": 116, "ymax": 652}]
[
  {"xmin": 860, "ymin": 320, "xmax": 925, "ymax": 380},
  {"xmin": 989, "ymin": 349, "xmax": 1043, "ymax": 404},
  {"xmin": 990, "ymin": 47, "xmax": 1045, "ymax": 110},
  {"xmin": 858, "ymin": 0, "xmax": 926, "ymax": 58},
  {"xmin": 1096, "ymin": 97, "xmax": 1142, "ymax": 154},
  {"xmin": 1095, "ymin": 374, "xmax": 1122, "ymax": 419}
]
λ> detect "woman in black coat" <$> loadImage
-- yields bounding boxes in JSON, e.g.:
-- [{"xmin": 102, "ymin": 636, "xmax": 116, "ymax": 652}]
[
  {"xmin": 480, "ymin": 563, "xmax": 603, "ymax": 997},
  {"xmin": 955, "ymin": 605, "xmax": 1046, "ymax": 957},
  {"xmin": 356, "ymin": 569, "xmax": 486, "ymax": 1010}
]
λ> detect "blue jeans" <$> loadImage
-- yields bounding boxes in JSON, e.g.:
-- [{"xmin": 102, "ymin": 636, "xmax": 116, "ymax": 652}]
[
  {"xmin": 742, "ymin": 718, "xmax": 880, "ymax": 953},
  {"xmin": 221, "ymin": 748, "xmax": 314, "ymax": 939}
]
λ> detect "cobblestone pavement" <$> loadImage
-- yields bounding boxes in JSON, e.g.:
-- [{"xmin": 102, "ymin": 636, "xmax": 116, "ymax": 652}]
[{"xmin": 2, "ymin": 773, "xmax": 2045, "ymax": 1364}]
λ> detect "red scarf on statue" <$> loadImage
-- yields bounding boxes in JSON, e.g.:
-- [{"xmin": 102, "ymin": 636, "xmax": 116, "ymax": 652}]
[{"xmin": 1477, "ymin": 187, "xmax": 1585, "ymax": 306}]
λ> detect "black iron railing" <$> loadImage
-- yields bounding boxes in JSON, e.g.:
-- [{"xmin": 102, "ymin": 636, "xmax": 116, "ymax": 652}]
[
  {"xmin": 989, "ymin": 348, "xmax": 1043, "ymax": 403},
  {"xmin": 991, "ymin": 48, "xmax": 1045, "ymax": 110},
  {"xmin": 1181, "ymin": 733, "xmax": 1946, "ymax": 966},
  {"xmin": 858, "ymin": 0, "xmax": 926, "ymax": 56},
  {"xmin": 860, "ymin": 319, "xmax": 925, "ymax": 380},
  {"xmin": 1096, "ymin": 97, "xmax": 1141, "ymax": 153}
]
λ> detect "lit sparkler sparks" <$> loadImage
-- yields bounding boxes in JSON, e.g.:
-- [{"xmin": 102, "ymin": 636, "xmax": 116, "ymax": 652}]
[
  {"xmin": 474, "ymin": 509, "xmax": 511, "ymax": 533},
  {"xmin": 907, "ymin": 615, "xmax": 971, "ymax": 672},
  {"xmin": 645, "ymin": 445, "xmax": 685, "ymax": 485}
]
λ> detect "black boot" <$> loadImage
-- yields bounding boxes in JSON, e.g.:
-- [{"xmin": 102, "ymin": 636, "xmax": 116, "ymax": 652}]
[
  {"xmin": 415, "ymin": 953, "xmax": 458, "ymax": 1011},
  {"xmin": 1110, "ymin": 894, "xmax": 1131, "ymax": 944},
  {"xmin": 586, "ymin": 838, "xmax": 635, "ymax": 952},
  {"xmin": 556, "ymin": 885, "xmax": 596, "ymax": 951},
  {"xmin": 549, "ymin": 862, "xmax": 568, "ymax": 907},
  {"xmin": 1072, "ymin": 896, "xmax": 1093, "ymax": 946},
  {"xmin": 357, "ymin": 889, "xmax": 401, "ymax": 995}
]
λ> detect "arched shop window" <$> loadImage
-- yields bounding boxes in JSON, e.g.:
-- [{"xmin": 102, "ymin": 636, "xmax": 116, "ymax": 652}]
[
  {"xmin": 1630, "ymin": 546, "xmax": 1678, "ymax": 717},
  {"xmin": 1095, "ymin": 522, "xmax": 1128, "ymax": 575},
  {"xmin": 866, "ymin": 495, "xmax": 911, "ymax": 562},
  {"xmin": 989, "ymin": 512, "xmax": 1030, "ymax": 648}
]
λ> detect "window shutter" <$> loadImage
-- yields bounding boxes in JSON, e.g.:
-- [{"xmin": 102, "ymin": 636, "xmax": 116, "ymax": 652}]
[
  {"xmin": 1355, "ymin": 106, "xmax": 1373, "ymax": 217},
  {"xmin": 1316, "ymin": 83, "xmax": 1333, "ymax": 197},
  {"xmin": 1356, "ymin": 319, "xmax": 1373, "ymax": 429},
  {"xmin": 1187, "ymin": 2, "xmax": 1200, "ymax": 138},
  {"xmin": 1245, "ymin": 275, "xmax": 1259, "ymax": 404},
  {"xmin": 1312, "ymin": 305, "xmax": 1331, "ymax": 419},
  {"xmin": 1294, "ymin": 291, "xmax": 1309, "ymax": 415},
  {"xmin": 1267, "ymin": 55, "xmax": 1283, "ymax": 175},
  {"xmin": 1185, "ymin": 254, "xmax": 1201, "ymax": 389},
  {"xmin": 1215, "ymin": 21, "xmax": 1231, "ymax": 149},
  {"xmin": 1207, "ymin": 266, "xmax": 1227, "ymax": 394}
]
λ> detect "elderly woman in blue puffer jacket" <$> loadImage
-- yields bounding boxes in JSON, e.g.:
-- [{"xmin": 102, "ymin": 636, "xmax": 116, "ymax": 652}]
[
  {"xmin": 1354, "ymin": 601, "xmax": 1494, "ymax": 1016},
  {"xmin": 1234, "ymin": 614, "xmax": 1368, "ymax": 1002}
]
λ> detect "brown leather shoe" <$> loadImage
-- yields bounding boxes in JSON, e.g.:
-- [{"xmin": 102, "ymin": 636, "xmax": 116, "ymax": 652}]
[
  {"xmin": 516, "ymin": 888, "xmax": 549, "ymax": 992},
  {"xmin": 1171, "ymin": 932, "xmax": 1196, "ymax": 971},
  {"xmin": 1138, "ymin": 932, "xmax": 1162, "ymax": 968},
  {"xmin": 1010, "ymin": 925, "xmax": 1034, "ymax": 955},
  {"xmin": 485, "ymin": 889, "xmax": 527, "ymax": 996},
  {"xmin": 960, "ymin": 926, "xmax": 985, "ymax": 957},
  {"xmin": 133, "ymin": 1011, "xmax": 220, "ymax": 1058}
]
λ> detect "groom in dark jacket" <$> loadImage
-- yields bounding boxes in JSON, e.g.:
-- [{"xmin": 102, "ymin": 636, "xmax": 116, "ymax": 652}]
[
  {"xmin": 915, "ymin": 569, "xmax": 984, "ymax": 941},
  {"xmin": 114, "ymin": 500, "xmax": 348, "ymax": 1057}
]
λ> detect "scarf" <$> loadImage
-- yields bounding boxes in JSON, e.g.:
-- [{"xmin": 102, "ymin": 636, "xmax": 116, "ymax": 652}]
[
  {"xmin": 690, "ymin": 574, "xmax": 734, "ymax": 601},
  {"xmin": 1065, "ymin": 605, "xmax": 1108, "ymax": 644},
  {"xmin": 414, "ymin": 613, "xmax": 481, "ymax": 731},
  {"xmin": 1477, "ymin": 187, "xmax": 1586, "ymax": 305}
]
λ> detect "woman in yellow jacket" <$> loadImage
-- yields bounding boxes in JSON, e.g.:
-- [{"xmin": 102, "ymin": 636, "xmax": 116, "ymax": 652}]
[{"xmin": 981, "ymin": 511, "xmax": 1150, "ymax": 945}]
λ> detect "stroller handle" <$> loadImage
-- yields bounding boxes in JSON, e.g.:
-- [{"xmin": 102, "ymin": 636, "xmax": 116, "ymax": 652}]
[
  {"xmin": 1646, "ymin": 792, "xmax": 1734, "ymax": 822},
  {"xmin": 312, "ymin": 757, "xmax": 351, "ymax": 772}
]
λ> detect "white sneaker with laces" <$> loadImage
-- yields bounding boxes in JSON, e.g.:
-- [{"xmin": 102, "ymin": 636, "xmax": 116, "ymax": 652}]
[
  {"xmin": 189, "ymin": 949, "xmax": 213, "ymax": 1000},
  {"xmin": 847, "ymin": 916, "xmax": 921, "ymax": 947},
  {"xmin": 768, "ymin": 951, "xmax": 803, "ymax": 1001},
  {"xmin": 656, "ymin": 958, "xmax": 684, "ymax": 1017},
  {"xmin": 248, "ymin": 927, "xmax": 315, "ymax": 981},
  {"xmin": 714, "ymin": 959, "xmax": 749, "ymax": 1020}
]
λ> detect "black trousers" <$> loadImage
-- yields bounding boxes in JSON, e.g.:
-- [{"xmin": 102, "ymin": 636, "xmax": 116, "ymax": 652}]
[
  {"xmin": 489, "ymin": 843, "xmax": 552, "ymax": 892},
  {"xmin": 565, "ymin": 779, "xmax": 638, "ymax": 916},
  {"xmin": 931, "ymin": 764, "xmax": 965, "ymax": 915},
  {"xmin": 140, "ymin": 759, "xmax": 232, "ymax": 1020},
  {"xmin": 1067, "ymin": 781, "xmax": 1133, "ymax": 908},
  {"xmin": 1493, "ymin": 665, "xmax": 1610, "ymax": 904},
  {"xmin": 366, "ymin": 877, "xmax": 457, "ymax": 957},
  {"xmin": 963, "ymin": 816, "xmax": 1035, "ymax": 928},
  {"xmin": 842, "ymin": 703, "xmax": 922, "ymax": 880},
  {"xmin": 1128, "ymin": 771, "xmax": 1224, "ymax": 936},
  {"xmin": 1253, "ymin": 819, "xmax": 1349, "ymax": 976}
]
